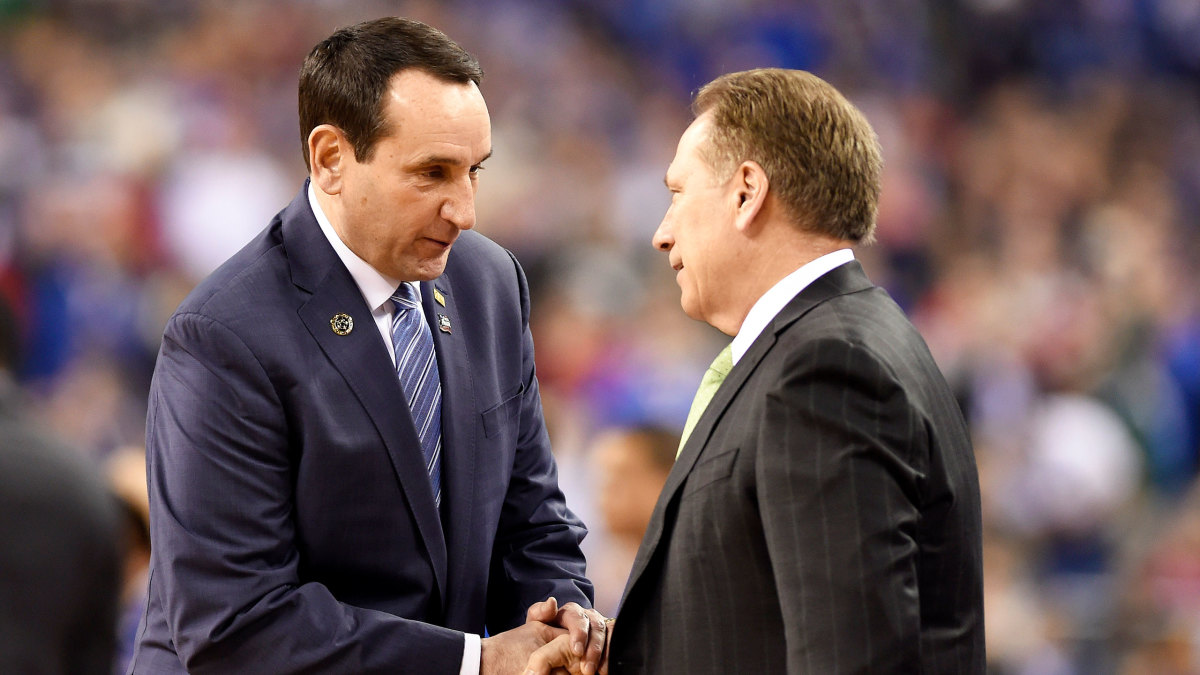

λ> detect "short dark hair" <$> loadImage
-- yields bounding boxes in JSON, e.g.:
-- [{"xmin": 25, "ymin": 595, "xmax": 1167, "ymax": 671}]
[
  {"xmin": 622, "ymin": 426, "xmax": 681, "ymax": 473},
  {"xmin": 298, "ymin": 17, "xmax": 483, "ymax": 170},
  {"xmin": 694, "ymin": 69, "xmax": 882, "ymax": 243}
]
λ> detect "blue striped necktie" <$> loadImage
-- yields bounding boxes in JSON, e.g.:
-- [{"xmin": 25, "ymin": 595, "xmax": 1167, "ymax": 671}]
[{"xmin": 390, "ymin": 283, "xmax": 443, "ymax": 507}]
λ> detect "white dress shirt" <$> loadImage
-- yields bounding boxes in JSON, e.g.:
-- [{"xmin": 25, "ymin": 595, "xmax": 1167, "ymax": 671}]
[
  {"xmin": 730, "ymin": 248, "xmax": 855, "ymax": 366},
  {"xmin": 307, "ymin": 184, "xmax": 482, "ymax": 675}
]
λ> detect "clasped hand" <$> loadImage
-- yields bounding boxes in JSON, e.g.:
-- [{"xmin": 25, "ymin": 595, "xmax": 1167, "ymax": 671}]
[{"xmin": 481, "ymin": 597, "xmax": 609, "ymax": 675}]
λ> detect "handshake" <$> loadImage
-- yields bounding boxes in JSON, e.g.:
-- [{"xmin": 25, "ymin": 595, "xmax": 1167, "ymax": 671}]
[{"xmin": 481, "ymin": 597, "xmax": 613, "ymax": 675}]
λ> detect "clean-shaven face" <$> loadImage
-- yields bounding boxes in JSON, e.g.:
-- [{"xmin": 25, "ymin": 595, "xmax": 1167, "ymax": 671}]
[
  {"xmin": 652, "ymin": 114, "xmax": 738, "ymax": 330},
  {"xmin": 336, "ymin": 68, "xmax": 492, "ymax": 281}
]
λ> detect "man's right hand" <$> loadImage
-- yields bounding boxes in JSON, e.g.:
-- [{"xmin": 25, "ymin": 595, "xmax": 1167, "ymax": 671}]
[{"xmin": 480, "ymin": 598, "xmax": 569, "ymax": 675}]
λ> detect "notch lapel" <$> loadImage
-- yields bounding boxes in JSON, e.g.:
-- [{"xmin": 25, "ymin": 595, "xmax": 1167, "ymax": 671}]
[
  {"xmin": 285, "ymin": 184, "xmax": 448, "ymax": 606},
  {"xmin": 620, "ymin": 260, "xmax": 876, "ymax": 605},
  {"xmin": 420, "ymin": 277, "xmax": 476, "ymax": 610},
  {"xmin": 620, "ymin": 330, "xmax": 775, "ymax": 602}
]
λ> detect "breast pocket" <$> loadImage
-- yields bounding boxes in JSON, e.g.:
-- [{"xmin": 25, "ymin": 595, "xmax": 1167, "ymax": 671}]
[
  {"xmin": 680, "ymin": 446, "xmax": 740, "ymax": 498},
  {"xmin": 481, "ymin": 382, "xmax": 525, "ymax": 439}
]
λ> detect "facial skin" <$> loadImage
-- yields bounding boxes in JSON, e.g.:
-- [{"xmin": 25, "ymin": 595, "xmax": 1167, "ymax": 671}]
[
  {"xmin": 652, "ymin": 113, "xmax": 745, "ymax": 334},
  {"xmin": 594, "ymin": 432, "xmax": 671, "ymax": 542},
  {"xmin": 309, "ymin": 69, "xmax": 492, "ymax": 281}
]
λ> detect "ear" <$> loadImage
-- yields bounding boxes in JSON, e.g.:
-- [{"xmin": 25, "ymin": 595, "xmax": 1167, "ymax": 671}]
[
  {"xmin": 308, "ymin": 124, "xmax": 350, "ymax": 195},
  {"xmin": 732, "ymin": 160, "xmax": 768, "ymax": 234}
]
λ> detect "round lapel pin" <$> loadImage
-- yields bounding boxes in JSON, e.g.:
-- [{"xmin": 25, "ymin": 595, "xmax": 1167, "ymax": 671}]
[{"xmin": 330, "ymin": 313, "xmax": 354, "ymax": 336}]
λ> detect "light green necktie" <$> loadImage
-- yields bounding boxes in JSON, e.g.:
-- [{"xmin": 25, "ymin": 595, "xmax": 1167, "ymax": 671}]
[{"xmin": 677, "ymin": 344, "xmax": 734, "ymax": 457}]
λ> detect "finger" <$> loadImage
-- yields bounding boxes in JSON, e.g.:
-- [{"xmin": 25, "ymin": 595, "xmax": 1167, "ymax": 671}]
[
  {"xmin": 558, "ymin": 603, "xmax": 590, "ymax": 658},
  {"xmin": 527, "ymin": 596, "xmax": 559, "ymax": 623},
  {"xmin": 579, "ymin": 610, "xmax": 607, "ymax": 675},
  {"xmin": 524, "ymin": 634, "xmax": 575, "ymax": 675},
  {"xmin": 598, "ymin": 620, "xmax": 613, "ymax": 675}
]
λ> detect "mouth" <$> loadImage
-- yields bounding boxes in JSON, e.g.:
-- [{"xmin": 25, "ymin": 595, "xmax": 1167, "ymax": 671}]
[
  {"xmin": 670, "ymin": 259, "xmax": 683, "ymax": 272},
  {"xmin": 423, "ymin": 235, "xmax": 455, "ymax": 250}
]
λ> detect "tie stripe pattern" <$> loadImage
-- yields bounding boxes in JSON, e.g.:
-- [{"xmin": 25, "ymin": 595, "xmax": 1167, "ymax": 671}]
[
  {"xmin": 678, "ymin": 344, "xmax": 734, "ymax": 457},
  {"xmin": 390, "ymin": 283, "xmax": 443, "ymax": 507}
]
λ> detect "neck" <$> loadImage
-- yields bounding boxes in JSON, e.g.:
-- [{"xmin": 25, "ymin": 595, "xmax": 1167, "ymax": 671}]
[
  {"xmin": 721, "ymin": 227, "xmax": 850, "ymax": 335},
  {"xmin": 311, "ymin": 182, "xmax": 352, "ymax": 245}
]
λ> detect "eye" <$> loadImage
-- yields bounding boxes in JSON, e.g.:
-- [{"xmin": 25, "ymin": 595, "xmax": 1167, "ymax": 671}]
[
  {"xmin": 423, "ymin": 168, "xmax": 445, "ymax": 179},
  {"xmin": 469, "ymin": 164, "xmax": 485, "ymax": 178}
]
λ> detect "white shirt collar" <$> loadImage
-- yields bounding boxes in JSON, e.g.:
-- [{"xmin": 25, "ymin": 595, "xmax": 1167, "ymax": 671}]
[
  {"xmin": 307, "ymin": 181, "xmax": 418, "ymax": 310},
  {"xmin": 730, "ymin": 248, "xmax": 855, "ymax": 365}
]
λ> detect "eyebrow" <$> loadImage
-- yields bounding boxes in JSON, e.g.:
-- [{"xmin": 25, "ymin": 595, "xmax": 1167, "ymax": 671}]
[{"xmin": 413, "ymin": 150, "xmax": 493, "ymax": 167}]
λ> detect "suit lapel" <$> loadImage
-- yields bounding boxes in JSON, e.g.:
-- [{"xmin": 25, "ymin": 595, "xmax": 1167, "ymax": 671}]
[
  {"xmin": 419, "ymin": 276, "xmax": 477, "ymax": 604},
  {"xmin": 284, "ymin": 183, "xmax": 448, "ymax": 605},
  {"xmin": 620, "ymin": 330, "xmax": 774, "ymax": 601},
  {"xmin": 621, "ymin": 261, "xmax": 876, "ymax": 605}
]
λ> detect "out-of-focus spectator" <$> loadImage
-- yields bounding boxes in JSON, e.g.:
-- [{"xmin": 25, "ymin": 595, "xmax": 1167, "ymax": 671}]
[
  {"xmin": 107, "ymin": 446, "xmax": 150, "ymax": 675},
  {"xmin": 0, "ymin": 294, "xmax": 122, "ymax": 674},
  {"xmin": 583, "ymin": 426, "xmax": 677, "ymax": 616}
]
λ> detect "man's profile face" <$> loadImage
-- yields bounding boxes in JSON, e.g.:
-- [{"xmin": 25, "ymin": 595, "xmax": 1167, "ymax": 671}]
[
  {"xmin": 336, "ymin": 69, "xmax": 492, "ymax": 281},
  {"xmin": 653, "ymin": 114, "xmax": 738, "ymax": 330}
]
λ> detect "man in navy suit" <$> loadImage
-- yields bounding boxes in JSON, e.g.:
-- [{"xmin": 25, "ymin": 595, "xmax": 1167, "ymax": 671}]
[{"xmin": 132, "ymin": 17, "xmax": 606, "ymax": 674}]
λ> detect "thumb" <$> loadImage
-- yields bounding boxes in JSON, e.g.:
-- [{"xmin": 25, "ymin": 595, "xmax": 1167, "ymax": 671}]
[{"xmin": 527, "ymin": 596, "xmax": 559, "ymax": 623}]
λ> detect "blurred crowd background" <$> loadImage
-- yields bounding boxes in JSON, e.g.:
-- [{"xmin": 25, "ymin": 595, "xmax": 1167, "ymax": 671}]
[{"xmin": 0, "ymin": 0, "xmax": 1198, "ymax": 672}]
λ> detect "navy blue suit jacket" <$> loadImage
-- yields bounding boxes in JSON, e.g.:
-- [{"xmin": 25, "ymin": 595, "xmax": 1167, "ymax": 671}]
[{"xmin": 131, "ymin": 185, "xmax": 592, "ymax": 673}]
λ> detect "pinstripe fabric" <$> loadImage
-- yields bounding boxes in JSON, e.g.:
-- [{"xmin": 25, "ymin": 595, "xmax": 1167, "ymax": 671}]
[
  {"xmin": 610, "ymin": 262, "xmax": 984, "ymax": 674},
  {"xmin": 391, "ymin": 283, "xmax": 442, "ymax": 507}
]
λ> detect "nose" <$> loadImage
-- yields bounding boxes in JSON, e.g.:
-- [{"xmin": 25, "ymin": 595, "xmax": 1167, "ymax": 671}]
[
  {"xmin": 440, "ymin": 178, "xmax": 477, "ymax": 231},
  {"xmin": 652, "ymin": 218, "xmax": 673, "ymax": 252}
]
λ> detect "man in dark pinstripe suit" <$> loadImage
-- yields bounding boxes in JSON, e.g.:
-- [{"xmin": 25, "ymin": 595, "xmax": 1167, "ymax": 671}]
[{"xmin": 528, "ymin": 68, "xmax": 984, "ymax": 674}]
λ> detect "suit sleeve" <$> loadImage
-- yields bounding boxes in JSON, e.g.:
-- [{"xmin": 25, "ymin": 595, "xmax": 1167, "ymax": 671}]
[
  {"xmin": 484, "ymin": 252, "xmax": 593, "ymax": 631},
  {"xmin": 146, "ymin": 311, "xmax": 465, "ymax": 674},
  {"xmin": 757, "ymin": 337, "xmax": 926, "ymax": 674}
]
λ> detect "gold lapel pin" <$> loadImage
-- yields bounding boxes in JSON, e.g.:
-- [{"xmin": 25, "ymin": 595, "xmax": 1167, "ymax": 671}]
[
  {"xmin": 330, "ymin": 313, "xmax": 354, "ymax": 336},
  {"xmin": 437, "ymin": 314, "xmax": 452, "ymax": 334},
  {"xmin": 433, "ymin": 288, "xmax": 446, "ymax": 307}
]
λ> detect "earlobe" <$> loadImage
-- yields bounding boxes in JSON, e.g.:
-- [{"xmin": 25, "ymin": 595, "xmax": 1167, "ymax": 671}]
[{"xmin": 308, "ymin": 124, "xmax": 346, "ymax": 195}]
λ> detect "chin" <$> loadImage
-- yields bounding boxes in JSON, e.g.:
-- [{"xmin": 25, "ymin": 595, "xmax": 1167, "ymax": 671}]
[{"xmin": 402, "ymin": 257, "xmax": 450, "ymax": 282}]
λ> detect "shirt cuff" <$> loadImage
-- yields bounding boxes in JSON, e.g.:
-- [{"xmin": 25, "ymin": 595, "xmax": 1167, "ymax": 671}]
[{"xmin": 460, "ymin": 632, "xmax": 481, "ymax": 675}]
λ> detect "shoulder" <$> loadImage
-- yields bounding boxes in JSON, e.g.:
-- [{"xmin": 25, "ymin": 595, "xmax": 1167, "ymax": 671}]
[
  {"xmin": 779, "ymin": 285, "xmax": 920, "ymax": 356},
  {"xmin": 443, "ymin": 231, "xmax": 528, "ymax": 303},
  {"xmin": 170, "ymin": 221, "xmax": 290, "ymax": 331},
  {"xmin": 445, "ymin": 230, "xmax": 521, "ymax": 281},
  {"xmin": 767, "ymin": 286, "xmax": 931, "ymax": 393}
]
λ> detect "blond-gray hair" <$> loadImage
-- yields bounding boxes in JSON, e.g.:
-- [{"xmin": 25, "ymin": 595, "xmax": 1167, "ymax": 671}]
[{"xmin": 693, "ymin": 68, "xmax": 882, "ymax": 243}]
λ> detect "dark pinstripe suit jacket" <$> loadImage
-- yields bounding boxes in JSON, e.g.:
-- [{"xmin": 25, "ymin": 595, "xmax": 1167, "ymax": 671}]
[{"xmin": 609, "ymin": 261, "xmax": 984, "ymax": 673}]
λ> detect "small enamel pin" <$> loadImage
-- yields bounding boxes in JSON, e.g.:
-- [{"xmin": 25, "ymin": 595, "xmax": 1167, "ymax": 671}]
[
  {"xmin": 437, "ymin": 314, "xmax": 452, "ymax": 334},
  {"xmin": 330, "ymin": 313, "xmax": 354, "ymax": 336},
  {"xmin": 433, "ymin": 287, "xmax": 446, "ymax": 307}
]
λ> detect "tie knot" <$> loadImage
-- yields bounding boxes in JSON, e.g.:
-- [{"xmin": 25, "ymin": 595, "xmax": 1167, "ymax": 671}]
[{"xmin": 391, "ymin": 283, "xmax": 419, "ymax": 311}]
